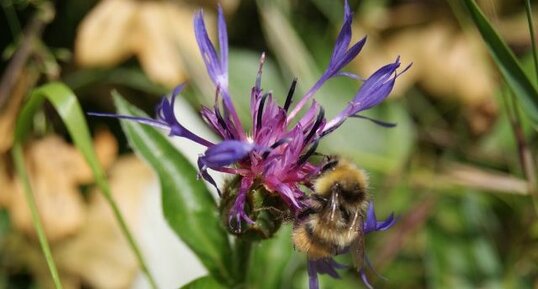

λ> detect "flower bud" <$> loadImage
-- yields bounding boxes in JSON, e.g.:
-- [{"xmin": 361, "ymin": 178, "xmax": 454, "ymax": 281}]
[{"xmin": 219, "ymin": 176, "xmax": 290, "ymax": 241}]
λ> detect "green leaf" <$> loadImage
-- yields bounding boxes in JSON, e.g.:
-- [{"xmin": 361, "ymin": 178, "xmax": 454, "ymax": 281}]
[
  {"xmin": 113, "ymin": 93, "xmax": 235, "ymax": 284},
  {"xmin": 180, "ymin": 276, "xmax": 227, "ymax": 289},
  {"xmin": 462, "ymin": 0, "xmax": 538, "ymax": 125},
  {"xmin": 247, "ymin": 225, "xmax": 294, "ymax": 289},
  {"xmin": 12, "ymin": 82, "xmax": 157, "ymax": 289}
]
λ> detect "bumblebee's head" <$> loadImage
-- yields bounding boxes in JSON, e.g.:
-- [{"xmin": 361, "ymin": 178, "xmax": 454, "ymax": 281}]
[
  {"xmin": 314, "ymin": 159, "xmax": 369, "ymax": 208},
  {"xmin": 337, "ymin": 177, "xmax": 367, "ymax": 202}
]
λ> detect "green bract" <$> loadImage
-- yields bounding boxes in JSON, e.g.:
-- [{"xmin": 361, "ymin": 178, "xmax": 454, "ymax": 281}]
[{"xmin": 114, "ymin": 93, "xmax": 236, "ymax": 285}]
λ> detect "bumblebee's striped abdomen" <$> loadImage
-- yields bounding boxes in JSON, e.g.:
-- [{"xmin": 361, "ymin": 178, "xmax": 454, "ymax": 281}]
[{"xmin": 292, "ymin": 213, "xmax": 359, "ymax": 259}]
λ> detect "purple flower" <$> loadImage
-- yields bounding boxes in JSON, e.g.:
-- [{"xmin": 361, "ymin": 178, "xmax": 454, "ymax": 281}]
[
  {"xmin": 287, "ymin": 0, "xmax": 367, "ymax": 121},
  {"xmin": 308, "ymin": 258, "xmax": 347, "ymax": 289},
  {"xmin": 88, "ymin": 84, "xmax": 214, "ymax": 147},
  {"xmin": 307, "ymin": 201, "xmax": 396, "ymax": 289},
  {"xmin": 89, "ymin": 1, "xmax": 407, "ymax": 228},
  {"xmin": 88, "ymin": 2, "xmax": 408, "ymax": 288},
  {"xmin": 323, "ymin": 57, "xmax": 410, "ymax": 135},
  {"xmin": 192, "ymin": 0, "xmax": 407, "ymax": 226},
  {"xmin": 364, "ymin": 202, "xmax": 396, "ymax": 234}
]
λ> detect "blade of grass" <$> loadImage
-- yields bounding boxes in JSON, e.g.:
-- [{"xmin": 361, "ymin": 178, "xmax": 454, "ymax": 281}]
[
  {"xmin": 461, "ymin": 0, "xmax": 538, "ymax": 125},
  {"xmin": 13, "ymin": 82, "xmax": 158, "ymax": 289},
  {"xmin": 11, "ymin": 144, "xmax": 63, "ymax": 289},
  {"xmin": 1, "ymin": 0, "xmax": 22, "ymax": 39},
  {"xmin": 501, "ymin": 90, "xmax": 538, "ymax": 212},
  {"xmin": 524, "ymin": 0, "xmax": 538, "ymax": 84}
]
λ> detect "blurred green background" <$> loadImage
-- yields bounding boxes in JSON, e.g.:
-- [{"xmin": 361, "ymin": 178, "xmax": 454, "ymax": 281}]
[{"xmin": 1, "ymin": 0, "xmax": 537, "ymax": 288}]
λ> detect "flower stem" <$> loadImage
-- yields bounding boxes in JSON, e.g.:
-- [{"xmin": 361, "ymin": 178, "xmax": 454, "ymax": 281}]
[
  {"xmin": 524, "ymin": 0, "xmax": 538, "ymax": 85},
  {"xmin": 233, "ymin": 238, "xmax": 252, "ymax": 285},
  {"xmin": 1, "ymin": 0, "xmax": 22, "ymax": 39},
  {"xmin": 12, "ymin": 144, "xmax": 64, "ymax": 289},
  {"xmin": 502, "ymin": 91, "xmax": 538, "ymax": 214}
]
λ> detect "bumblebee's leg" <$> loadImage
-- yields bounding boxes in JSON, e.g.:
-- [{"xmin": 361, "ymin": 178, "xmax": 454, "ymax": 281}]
[
  {"xmin": 348, "ymin": 211, "xmax": 360, "ymax": 237},
  {"xmin": 309, "ymin": 194, "xmax": 327, "ymax": 206},
  {"xmin": 351, "ymin": 216, "xmax": 365, "ymax": 269},
  {"xmin": 327, "ymin": 190, "xmax": 339, "ymax": 221},
  {"xmin": 321, "ymin": 157, "xmax": 339, "ymax": 172}
]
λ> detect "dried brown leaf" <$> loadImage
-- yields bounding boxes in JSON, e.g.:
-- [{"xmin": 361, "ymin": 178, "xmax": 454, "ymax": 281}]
[
  {"xmin": 353, "ymin": 20, "xmax": 499, "ymax": 133},
  {"xmin": 0, "ymin": 157, "xmax": 13, "ymax": 208},
  {"xmin": 93, "ymin": 128, "xmax": 119, "ymax": 180},
  {"xmin": 75, "ymin": 0, "xmax": 219, "ymax": 88},
  {"xmin": 410, "ymin": 162, "xmax": 528, "ymax": 195},
  {"xmin": 185, "ymin": 0, "xmax": 240, "ymax": 13},
  {"xmin": 55, "ymin": 155, "xmax": 153, "ymax": 289},
  {"xmin": 416, "ymin": 24, "xmax": 497, "ymax": 107},
  {"xmin": 10, "ymin": 136, "xmax": 88, "ymax": 242},
  {"xmin": 3, "ymin": 154, "xmax": 152, "ymax": 289},
  {"xmin": 8, "ymin": 131, "xmax": 117, "ymax": 242},
  {"xmin": 444, "ymin": 163, "xmax": 528, "ymax": 195},
  {"xmin": 133, "ymin": 2, "xmax": 189, "ymax": 87},
  {"xmin": 75, "ymin": 0, "xmax": 139, "ymax": 67},
  {"xmin": 497, "ymin": 9, "xmax": 538, "ymax": 49}
]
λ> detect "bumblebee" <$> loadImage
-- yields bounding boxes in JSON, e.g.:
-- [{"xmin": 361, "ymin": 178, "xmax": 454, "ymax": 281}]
[{"xmin": 293, "ymin": 157, "xmax": 369, "ymax": 265}]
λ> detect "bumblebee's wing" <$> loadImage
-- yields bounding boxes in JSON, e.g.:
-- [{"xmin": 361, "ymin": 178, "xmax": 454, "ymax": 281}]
[{"xmin": 350, "ymin": 213, "xmax": 365, "ymax": 269}]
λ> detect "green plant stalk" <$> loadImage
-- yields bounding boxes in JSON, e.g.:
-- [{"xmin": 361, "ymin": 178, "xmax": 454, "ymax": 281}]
[
  {"xmin": 501, "ymin": 91, "xmax": 538, "ymax": 213},
  {"xmin": 234, "ymin": 238, "xmax": 252, "ymax": 286},
  {"xmin": 13, "ymin": 83, "xmax": 158, "ymax": 289},
  {"xmin": 524, "ymin": 0, "xmax": 538, "ymax": 85},
  {"xmin": 1, "ymin": 0, "xmax": 22, "ymax": 40},
  {"xmin": 510, "ymin": 95, "xmax": 538, "ymax": 207},
  {"xmin": 11, "ymin": 144, "xmax": 64, "ymax": 289}
]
